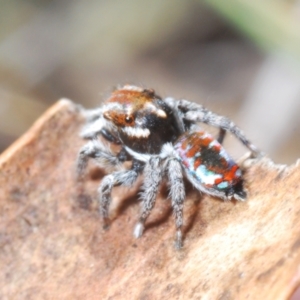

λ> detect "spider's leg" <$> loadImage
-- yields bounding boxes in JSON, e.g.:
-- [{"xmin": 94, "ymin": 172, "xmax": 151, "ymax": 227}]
[
  {"xmin": 99, "ymin": 161, "xmax": 142, "ymax": 223},
  {"xmin": 178, "ymin": 99, "xmax": 261, "ymax": 156},
  {"xmin": 166, "ymin": 158, "xmax": 185, "ymax": 249},
  {"xmin": 77, "ymin": 139, "xmax": 122, "ymax": 178},
  {"xmin": 82, "ymin": 107, "xmax": 104, "ymax": 122},
  {"xmin": 133, "ymin": 157, "xmax": 162, "ymax": 239},
  {"xmin": 217, "ymin": 128, "xmax": 226, "ymax": 145},
  {"xmin": 80, "ymin": 117, "xmax": 109, "ymax": 140},
  {"xmin": 80, "ymin": 111, "xmax": 118, "ymax": 143}
]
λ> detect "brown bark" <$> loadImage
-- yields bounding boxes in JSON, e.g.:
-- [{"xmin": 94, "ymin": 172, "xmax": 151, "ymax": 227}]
[{"xmin": 1, "ymin": 99, "xmax": 300, "ymax": 299}]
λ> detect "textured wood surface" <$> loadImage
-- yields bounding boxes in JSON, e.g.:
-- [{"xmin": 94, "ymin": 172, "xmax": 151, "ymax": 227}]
[{"xmin": 1, "ymin": 100, "xmax": 300, "ymax": 299}]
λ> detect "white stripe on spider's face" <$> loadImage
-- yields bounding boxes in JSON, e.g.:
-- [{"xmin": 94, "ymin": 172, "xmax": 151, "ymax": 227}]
[{"xmin": 122, "ymin": 126, "xmax": 150, "ymax": 138}]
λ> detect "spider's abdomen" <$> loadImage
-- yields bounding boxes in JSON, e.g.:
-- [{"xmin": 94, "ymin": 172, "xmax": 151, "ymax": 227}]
[{"xmin": 174, "ymin": 131, "xmax": 245, "ymax": 199}]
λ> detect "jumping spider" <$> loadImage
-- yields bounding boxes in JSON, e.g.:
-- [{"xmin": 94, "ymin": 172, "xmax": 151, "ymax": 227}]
[{"xmin": 77, "ymin": 85, "xmax": 261, "ymax": 249}]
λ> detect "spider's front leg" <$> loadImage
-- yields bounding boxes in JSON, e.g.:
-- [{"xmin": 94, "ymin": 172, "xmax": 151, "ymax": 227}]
[
  {"xmin": 77, "ymin": 139, "xmax": 124, "ymax": 178},
  {"xmin": 134, "ymin": 157, "xmax": 162, "ymax": 239},
  {"xmin": 80, "ymin": 106, "xmax": 119, "ymax": 143},
  {"xmin": 99, "ymin": 160, "xmax": 143, "ymax": 225},
  {"xmin": 178, "ymin": 99, "xmax": 262, "ymax": 157},
  {"xmin": 82, "ymin": 107, "xmax": 104, "ymax": 122}
]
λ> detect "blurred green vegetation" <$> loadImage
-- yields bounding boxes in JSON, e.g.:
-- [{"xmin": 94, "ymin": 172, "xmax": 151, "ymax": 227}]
[{"xmin": 204, "ymin": 0, "xmax": 300, "ymax": 64}]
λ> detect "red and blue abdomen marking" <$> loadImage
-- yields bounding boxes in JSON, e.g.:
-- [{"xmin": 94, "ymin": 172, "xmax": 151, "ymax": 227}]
[{"xmin": 174, "ymin": 131, "xmax": 242, "ymax": 192}]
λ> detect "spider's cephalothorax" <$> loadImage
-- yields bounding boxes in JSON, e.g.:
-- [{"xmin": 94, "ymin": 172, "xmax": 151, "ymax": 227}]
[
  {"xmin": 101, "ymin": 85, "xmax": 183, "ymax": 154},
  {"xmin": 77, "ymin": 85, "xmax": 261, "ymax": 249}
]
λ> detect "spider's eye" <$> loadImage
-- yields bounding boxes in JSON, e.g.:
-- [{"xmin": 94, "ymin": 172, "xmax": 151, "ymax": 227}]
[{"xmin": 125, "ymin": 115, "xmax": 134, "ymax": 125}]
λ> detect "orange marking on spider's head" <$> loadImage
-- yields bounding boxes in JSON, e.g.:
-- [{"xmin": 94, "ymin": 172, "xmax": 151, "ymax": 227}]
[
  {"xmin": 107, "ymin": 85, "xmax": 158, "ymax": 110},
  {"xmin": 103, "ymin": 111, "xmax": 135, "ymax": 127},
  {"xmin": 105, "ymin": 85, "xmax": 167, "ymax": 120}
]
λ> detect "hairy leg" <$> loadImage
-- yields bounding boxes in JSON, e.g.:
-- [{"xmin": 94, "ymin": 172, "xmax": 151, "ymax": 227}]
[
  {"xmin": 133, "ymin": 157, "xmax": 162, "ymax": 239},
  {"xmin": 166, "ymin": 158, "xmax": 186, "ymax": 249},
  {"xmin": 99, "ymin": 167, "xmax": 141, "ymax": 223},
  {"xmin": 77, "ymin": 139, "xmax": 122, "ymax": 178},
  {"xmin": 178, "ymin": 99, "xmax": 261, "ymax": 156}
]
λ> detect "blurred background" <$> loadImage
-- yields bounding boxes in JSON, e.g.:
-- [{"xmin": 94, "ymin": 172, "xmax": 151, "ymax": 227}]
[{"xmin": 0, "ymin": 0, "xmax": 300, "ymax": 164}]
